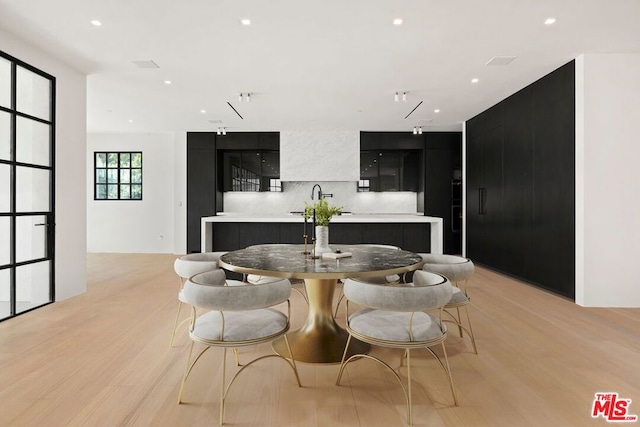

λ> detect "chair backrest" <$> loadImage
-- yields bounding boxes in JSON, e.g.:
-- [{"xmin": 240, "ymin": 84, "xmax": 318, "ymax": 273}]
[
  {"xmin": 344, "ymin": 270, "xmax": 453, "ymax": 312},
  {"xmin": 183, "ymin": 269, "xmax": 291, "ymax": 311},
  {"xmin": 421, "ymin": 254, "xmax": 474, "ymax": 282},
  {"xmin": 174, "ymin": 252, "xmax": 227, "ymax": 279}
]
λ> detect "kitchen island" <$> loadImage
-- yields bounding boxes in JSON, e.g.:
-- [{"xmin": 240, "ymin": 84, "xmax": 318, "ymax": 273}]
[{"xmin": 201, "ymin": 214, "xmax": 443, "ymax": 254}]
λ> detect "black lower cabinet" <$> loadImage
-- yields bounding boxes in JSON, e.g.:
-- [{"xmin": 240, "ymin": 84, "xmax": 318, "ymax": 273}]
[
  {"xmin": 465, "ymin": 60, "xmax": 575, "ymax": 299},
  {"xmin": 211, "ymin": 222, "xmax": 431, "ymax": 253}
]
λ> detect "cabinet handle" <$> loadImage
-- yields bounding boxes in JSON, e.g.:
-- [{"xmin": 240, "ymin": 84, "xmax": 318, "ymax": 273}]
[{"xmin": 479, "ymin": 188, "xmax": 487, "ymax": 215}]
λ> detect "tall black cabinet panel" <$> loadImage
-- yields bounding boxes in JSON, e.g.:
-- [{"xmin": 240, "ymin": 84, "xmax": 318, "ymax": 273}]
[
  {"xmin": 466, "ymin": 125, "xmax": 504, "ymax": 269},
  {"xmin": 465, "ymin": 60, "xmax": 575, "ymax": 299},
  {"xmin": 424, "ymin": 132, "xmax": 463, "ymax": 254},
  {"xmin": 187, "ymin": 133, "xmax": 216, "ymax": 253}
]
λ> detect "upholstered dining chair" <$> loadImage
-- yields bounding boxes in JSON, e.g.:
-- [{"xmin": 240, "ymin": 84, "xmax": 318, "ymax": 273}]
[
  {"xmin": 336, "ymin": 270, "xmax": 458, "ymax": 426},
  {"xmin": 420, "ymin": 254, "xmax": 477, "ymax": 354},
  {"xmin": 334, "ymin": 244, "xmax": 402, "ymax": 317},
  {"xmin": 171, "ymin": 252, "xmax": 227, "ymax": 347},
  {"xmin": 177, "ymin": 269, "xmax": 301, "ymax": 425}
]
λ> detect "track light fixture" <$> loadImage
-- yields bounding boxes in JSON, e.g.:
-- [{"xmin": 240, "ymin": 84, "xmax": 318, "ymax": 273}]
[
  {"xmin": 239, "ymin": 92, "xmax": 252, "ymax": 102},
  {"xmin": 217, "ymin": 127, "xmax": 227, "ymax": 136},
  {"xmin": 395, "ymin": 92, "xmax": 399, "ymax": 102},
  {"xmin": 217, "ymin": 127, "xmax": 221, "ymax": 136},
  {"xmin": 418, "ymin": 126, "xmax": 422, "ymax": 135},
  {"xmin": 402, "ymin": 92, "xmax": 407, "ymax": 102},
  {"xmin": 222, "ymin": 127, "xmax": 226, "ymax": 136},
  {"xmin": 413, "ymin": 126, "xmax": 417, "ymax": 135}
]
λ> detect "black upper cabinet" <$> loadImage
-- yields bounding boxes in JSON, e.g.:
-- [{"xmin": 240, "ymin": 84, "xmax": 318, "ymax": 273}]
[
  {"xmin": 360, "ymin": 132, "xmax": 424, "ymax": 192},
  {"xmin": 360, "ymin": 150, "xmax": 419, "ymax": 192},
  {"xmin": 217, "ymin": 132, "xmax": 281, "ymax": 193},
  {"xmin": 465, "ymin": 60, "xmax": 575, "ymax": 299}
]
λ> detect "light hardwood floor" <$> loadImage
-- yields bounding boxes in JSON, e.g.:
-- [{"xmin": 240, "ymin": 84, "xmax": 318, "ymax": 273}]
[{"xmin": 1, "ymin": 253, "xmax": 639, "ymax": 426}]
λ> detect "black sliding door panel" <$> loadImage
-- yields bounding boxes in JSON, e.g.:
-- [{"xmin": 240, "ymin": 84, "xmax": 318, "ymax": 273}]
[{"xmin": 502, "ymin": 87, "xmax": 534, "ymax": 277}]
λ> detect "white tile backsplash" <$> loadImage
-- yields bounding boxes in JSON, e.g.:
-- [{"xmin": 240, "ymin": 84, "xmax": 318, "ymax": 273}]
[{"xmin": 223, "ymin": 181, "xmax": 417, "ymax": 215}]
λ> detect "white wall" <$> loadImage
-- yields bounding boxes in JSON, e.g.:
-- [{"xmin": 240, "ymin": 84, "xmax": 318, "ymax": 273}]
[
  {"xmin": 1, "ymin": 28, "xmax": 87, "ymax": 300},
  {"xmin": 575, "ymin": 53, "xmax": 640, "ymax": 307},
  {"xmin": 87, "ymin": 132, "xmax": 177, "ymax": 253}
]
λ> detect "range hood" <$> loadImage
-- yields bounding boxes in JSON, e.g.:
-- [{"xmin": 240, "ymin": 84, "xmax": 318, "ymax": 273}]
[{"xmin": 279, "ymin": 130, "xmax": 359, "ymax": 181}]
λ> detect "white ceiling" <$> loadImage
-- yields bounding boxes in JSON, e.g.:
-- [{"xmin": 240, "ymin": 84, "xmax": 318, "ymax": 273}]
[{"xmin": 1, "ymin": 0, "xmax": 639, "ymax": 134}]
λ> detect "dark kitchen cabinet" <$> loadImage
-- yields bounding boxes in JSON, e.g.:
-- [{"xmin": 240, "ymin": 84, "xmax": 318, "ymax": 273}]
[
  {"xmin": 210, "ymin": 222, "xmax": 431, "ymax": 253},
  {"xmin": 187, "ymin": 133, "xmax": 216, "ymax": 253},
  {"xmin": 466, "ymin": 60, "xmax": 575, "ymax": 299}
]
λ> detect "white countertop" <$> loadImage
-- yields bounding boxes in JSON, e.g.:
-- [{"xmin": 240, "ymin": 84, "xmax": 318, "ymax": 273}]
[{"xmin": 202, "ymin": 213, "xmax": 442, "ymax": 223}]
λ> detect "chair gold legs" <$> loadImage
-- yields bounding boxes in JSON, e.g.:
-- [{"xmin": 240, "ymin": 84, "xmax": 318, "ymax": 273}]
[
  {"xmin": 443, "ymin": 304, "xmax": 478, "ymax": 354},
  {"xmin": 178, "ymin": 338, "xmax": 301, "ymax": 425},
  {"xmin": 336, "ymin": 336, "xmax": 457, "ymax": 426},
  {"xmin": 170, "ymin": 300, "xmax": 183, "ymax": 347}
]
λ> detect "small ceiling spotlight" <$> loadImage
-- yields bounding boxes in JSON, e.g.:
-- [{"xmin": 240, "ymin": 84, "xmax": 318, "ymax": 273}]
[
  {"xmin": 239, "ymin": 93, "xmax": 243, "ymax": 102},
  {"xmin": 413, "ymin": 126, "xmax": 418, "ymax": 135},
  {"xmin": 395, "ymin": 92, "xmax": 399, "ymax": 102},
  {"xmin": 222, "ymin": 127, "xmax": 226, "ymax": 136},
  {"xmin": 402, "ymin": 92, "xmax": 407, "ymax": 102},
  {"xmin": 418, "ymin": 126, "xmax": 423, "ymax": 135},
  {"xmin": 239, "ymin": 92, "xmax": 252, "ymax": 102},
  {"xmin": 246, "ymin": 93, "xmax": 251, "ymax": 102},
  {"xmin": 217, "ymin": 127, "xmax": 221, "ymax": 136}
]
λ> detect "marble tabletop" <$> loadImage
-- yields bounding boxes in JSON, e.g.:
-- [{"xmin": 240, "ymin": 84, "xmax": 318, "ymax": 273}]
[{"xmin": 219, "ymin": 244, "xmax": 424, "ymax": 280}]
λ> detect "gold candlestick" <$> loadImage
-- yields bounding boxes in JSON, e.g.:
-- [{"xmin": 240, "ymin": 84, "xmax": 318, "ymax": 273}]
[
  {"xmin": 302, "ymin": 234, "xmax": 310, "ymax": 255},
  {"xmin": 311, "ymin": 237, "xmax": 319, "ymax": 259}
]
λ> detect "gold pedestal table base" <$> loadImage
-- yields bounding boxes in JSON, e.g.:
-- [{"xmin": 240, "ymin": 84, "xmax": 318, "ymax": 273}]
[{"xmin": 272, "ymin": 278, "xmax": 369, "ymax": 364}]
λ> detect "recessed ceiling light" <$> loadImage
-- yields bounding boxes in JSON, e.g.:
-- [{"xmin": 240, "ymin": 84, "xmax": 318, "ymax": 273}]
[
  {"xmin": 200, "ymin": 109, "xmax": 206, "ymax": 114},
  {"xmin": 241, "ymin": 18, "xmax": 251, "ymax": 26},
  {"xmin": 544, "ymin": 17, "xmax": 556, "ymax": 25},
  {"xmin": 128, "ymin": 119, "xmax": 133, "ymax": 123},
  {"xmin": 434, "ymin": 109, "xmax": 440, "ymax": 113},
  {"xmin": 164, "ymin": 80, "xmax": 172, "ymax": 85},
  {"xmin": 471, "ymin": 78, "xmax": 479, "ymax": 83},
  {"xmin": 393, "ymin": 18, "xmax": 403, "ymax": 25},
  {"xmin": 90, "ymin": 20, "xmax": 102, "ymax": 26}
]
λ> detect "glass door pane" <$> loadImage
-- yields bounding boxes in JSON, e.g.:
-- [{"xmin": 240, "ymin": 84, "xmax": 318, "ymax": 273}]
[
  {"xmin": 16, "ymin": 65, "xmax": 51, "ymax": 121},
  {"xmin": 16, "ymin": 116, "xmax": 51, "ymax": 166},
  {"xmin": 16, "ymin": 261, "xmax": 50, "ymax": 314},
  {"xmin": 16, "ymin": 215, "xmax": 47, "ymax": 263},
  {"xmin": 0, "ymin": 110, "xmax": 10, "ymax": 160},
  {"xmin": 0, "ymin": 56, "xmax": 10, "ymax": 109},
  {"xmin": 16, "ymin": 166, "xmax": 50, "ymax": 212},
  {"xmin": 0, "ymin": 269, "xmax": 9, "ymax": 319}
]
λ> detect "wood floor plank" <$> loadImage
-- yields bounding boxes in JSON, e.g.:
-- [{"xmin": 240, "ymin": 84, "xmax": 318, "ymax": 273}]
[{"xmin": 1, "ymin": 253, "xmax": 639, "ymax": 426}]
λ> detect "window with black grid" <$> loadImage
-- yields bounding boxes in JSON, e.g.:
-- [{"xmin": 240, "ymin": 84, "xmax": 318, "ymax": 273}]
[{"xmin": 94, "ymin": 152, "xmax": 142, "ymax": 200}]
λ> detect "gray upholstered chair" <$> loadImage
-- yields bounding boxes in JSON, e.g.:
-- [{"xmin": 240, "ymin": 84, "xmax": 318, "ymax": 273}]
[
  {"xmin": 177, "ymin": 269, "xmax": 301, "ymax": 425},
  {"xmin": 334, "ymin": 244, "xmax": 402, "ymax": 317},
  {"xmin": 171, "ymin": 252, "xmax": 228, "ymax": 347},
  {"xmin": 336, "ymin": 270, "xmax": 458, "ymax": 426},
  {"xmin": 421, "ymin": 254, "xmax": 477, "ymax": 354}
]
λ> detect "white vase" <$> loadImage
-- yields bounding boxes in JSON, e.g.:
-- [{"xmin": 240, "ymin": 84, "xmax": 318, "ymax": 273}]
[{"xmin": 314, "ymin": 225, "xmax": 332, "ymax": 255}]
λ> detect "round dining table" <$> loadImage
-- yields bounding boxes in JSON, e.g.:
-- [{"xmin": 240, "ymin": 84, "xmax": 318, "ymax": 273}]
[{"xmin": 219, "ymin": 244, "xmax": 424, "ymax": 364}]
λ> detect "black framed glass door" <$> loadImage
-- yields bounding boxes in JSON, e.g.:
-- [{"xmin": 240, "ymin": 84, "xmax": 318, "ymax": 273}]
[{"xmin": 0, "ymin": 50, "xmax": 56, "ymax": 321}]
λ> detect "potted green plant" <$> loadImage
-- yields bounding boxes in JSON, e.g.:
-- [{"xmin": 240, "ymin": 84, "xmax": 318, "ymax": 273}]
[{"xmin": 304, "ymin": 198, "xmax": 343, "ymax": 254}]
